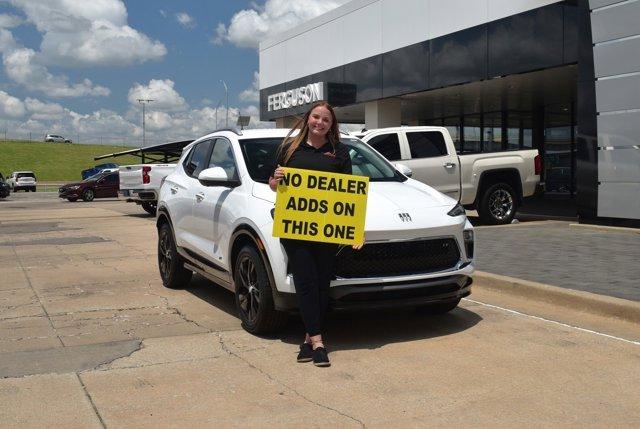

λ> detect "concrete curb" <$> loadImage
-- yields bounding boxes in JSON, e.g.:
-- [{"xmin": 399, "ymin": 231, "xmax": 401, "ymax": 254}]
[{"xmin": 473, "ymin": 271, "xmax": 640, "ymax": 324}]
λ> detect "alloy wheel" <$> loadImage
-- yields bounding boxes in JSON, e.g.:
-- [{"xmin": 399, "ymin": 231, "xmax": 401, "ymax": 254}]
[
  {"xmin": 488, "ymin": 189, "xmax": 513, "ymax": 221},
  {"xmin": 236, "ymin": 255, "xmax": 260, "ymax": 324},
  {"xmin": 158, "ymin": 228, "xmax": 173, "ymax": 281}
]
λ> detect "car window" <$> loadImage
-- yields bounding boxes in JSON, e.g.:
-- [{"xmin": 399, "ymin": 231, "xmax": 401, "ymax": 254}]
[
  {"xmin": 183, "ymin": 140, "xmax": 212, "ymax": 178},
  {"xmin": 238, "ymin": 137, "xmax": 405, "ymax": 183},
  {"xmin": 17, "ymin": 173, "xmax": 35, "ymax": 179},
  {"xmin": 208, "ymin": 138, "xmax": 238, "ymax": 180},
  {"xmin": 104, "ymin": 174, "xmax": 118, "ymax": 184},
  {"xmin": 406, "ymin": 131, "xmax": 448, "ymax": 158},
  {"xmin": 367, "ymin": 133, "xmax": 401, "ymax": 161}
]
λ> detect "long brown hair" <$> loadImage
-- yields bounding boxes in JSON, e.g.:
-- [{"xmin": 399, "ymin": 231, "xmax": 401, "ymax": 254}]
[{"xmin": 278, "ymin": 101, "xmax": 340, "ymax": 165}]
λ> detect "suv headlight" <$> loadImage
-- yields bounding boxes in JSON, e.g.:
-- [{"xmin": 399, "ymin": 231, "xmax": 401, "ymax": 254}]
[{"xmin": 447, "ymin": 202, "xmax": 465, "ymax": 217}]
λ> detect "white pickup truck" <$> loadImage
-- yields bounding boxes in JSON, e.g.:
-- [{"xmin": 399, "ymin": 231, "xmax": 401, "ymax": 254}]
[
  {"xmin": 355, "ymin": 127, "xmax": 541, "ymax": 224},
  {"xmin": 119, "ymin": 164, "xmax": 176, "ymax": 215}
]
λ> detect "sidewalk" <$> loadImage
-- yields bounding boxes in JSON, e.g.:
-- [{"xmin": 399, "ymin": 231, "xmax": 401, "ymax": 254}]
[{"xmin": 474, "ymin": 221, "xmax": 640, "ymax": 302}]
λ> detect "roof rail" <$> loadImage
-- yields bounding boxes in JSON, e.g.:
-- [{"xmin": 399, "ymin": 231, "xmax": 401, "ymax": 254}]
[{"xmin": 211, "ymin": 127, "xmax": 242, "ymax": 136}]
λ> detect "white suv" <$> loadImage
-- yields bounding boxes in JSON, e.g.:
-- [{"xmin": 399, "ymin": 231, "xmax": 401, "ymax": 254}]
[
  {"xmin": 7, "ymin": 171, "xmax": 37, "ymax": 192},
  {"xmin": 156, "ymin": 128, "xmax": 474, "ymax": 334},
  {"xmin": 45, "ymin": 134, "xmax": 71, "ymax": 143}
]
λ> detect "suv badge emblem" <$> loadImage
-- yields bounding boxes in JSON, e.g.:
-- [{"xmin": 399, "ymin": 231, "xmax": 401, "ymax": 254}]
[{"xmin": 398, "ymin": 213, "xmax": 412, "ymax": 222}]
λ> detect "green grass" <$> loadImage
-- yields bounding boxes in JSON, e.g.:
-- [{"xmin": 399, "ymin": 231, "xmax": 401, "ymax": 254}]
[{"xmin": 0, "ymin": 140, "xmax": 141, "ymax": 182}]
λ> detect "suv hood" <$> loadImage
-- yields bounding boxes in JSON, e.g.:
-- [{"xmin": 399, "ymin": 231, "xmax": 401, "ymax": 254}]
[{"xmin": 252, "ymin": 179, "xmax": 456, "ymax": 210}]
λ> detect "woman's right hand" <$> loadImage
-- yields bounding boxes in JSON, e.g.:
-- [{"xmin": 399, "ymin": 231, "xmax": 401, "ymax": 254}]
[{"xmin": 269, "ymin": 165, "xmax": 284, "ymax": 191}]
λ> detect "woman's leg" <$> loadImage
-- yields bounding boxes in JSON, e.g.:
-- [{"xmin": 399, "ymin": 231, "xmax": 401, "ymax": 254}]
[
  {"xmin": 281, "ymin": 239, "xmax": 323, "ymax": 337},
  {"xmin": 314, "ymin": 243, "xmax": 338, "ymax": 336}
]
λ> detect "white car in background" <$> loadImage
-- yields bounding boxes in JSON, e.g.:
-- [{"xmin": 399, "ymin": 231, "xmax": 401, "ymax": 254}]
[
  {"xmin": 6, "ymin": 171, "xmax": 37, "ymax": 192},
  {"xmin": 156, "ymin": 128, "xmax": 475, "ymax": 334}
]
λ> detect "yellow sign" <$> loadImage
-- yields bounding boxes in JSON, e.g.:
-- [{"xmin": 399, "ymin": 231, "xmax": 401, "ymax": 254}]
[{"xmin": 272, "ymin": 167, "xmax": 369, "ymax": 245}]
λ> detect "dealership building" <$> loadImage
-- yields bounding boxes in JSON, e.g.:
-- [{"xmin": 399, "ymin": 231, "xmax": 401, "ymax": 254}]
[{"xmin": 259, "ymin": 0, "xmax": 640, "ymax": 225}]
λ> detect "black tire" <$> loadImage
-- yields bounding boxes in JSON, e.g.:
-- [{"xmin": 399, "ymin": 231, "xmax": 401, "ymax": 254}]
[
  {"xmin": 67, "ymin": 197, "xmax": 78, "ymax": 202},
  {"xmin": 141, "ymin": 202, "xmax": 157, "ymax": 216},
  {"xmin": 478, "ymin": 182, "xmax": 517, "ymax": 225},
  {"xmin": 416, "ymin": 298, "xmax": 461, "ymax": 315},
  {"xmin": 82, "ymin": 189, "xmax": 95, "ymax": 202},
  {"xmin": 157, "ymin": 222, "xmax": 192, "ymax": 289},
  {"xmin": 234, "ymin": 245, "xmax": 287, "ymax": 334},
  {"xmin": 31, "ymin": 187, "xmax": 36, "ymax": 192}
]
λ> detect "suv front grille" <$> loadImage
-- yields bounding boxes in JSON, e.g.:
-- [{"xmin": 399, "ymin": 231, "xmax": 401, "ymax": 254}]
[{"xmin": 335, "ymin": 238, "xmax": 460, "ymax": 278}]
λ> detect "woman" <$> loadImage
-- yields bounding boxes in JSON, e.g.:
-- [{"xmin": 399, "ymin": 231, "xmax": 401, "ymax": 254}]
[{"xmin": 269, "ymin": 101, "xmax": 362, "ymax": 367}]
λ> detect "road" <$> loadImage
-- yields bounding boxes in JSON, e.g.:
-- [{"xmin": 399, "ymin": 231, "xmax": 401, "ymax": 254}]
[{"xmin": 1, "ymin": 193, "xmax": 639, "ymax": 428}]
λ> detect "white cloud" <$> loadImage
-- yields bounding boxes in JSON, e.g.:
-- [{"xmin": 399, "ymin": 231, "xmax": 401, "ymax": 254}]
[
  {"xmin": 127, "ymin": 79, "xmax": 188, "ymax": 112},
  {"xmin": 3, "ymin": 47, "xmax": 110, "ymax": 97},
  {"xmin": 0, "ymin": 13, "xmax": 23, "ymax": 29},
  {"xmin": 0, "ymin": 90, "xmax": 25, "ymax": 118},
  {"xmin": 239, "ymin": 71, "xmax": 260, "ymax": 103},
  {"xmin": 215, "ymin": 0, "xmax": 350, "ymax": 49},
  {"xmin": 8, "ymin": 0, "xmax": 166, "ymax": 67},
  {"xmin": 176, "ymin": 12, "xmax": 195, "ymax": 28},
  {"xmin": 0, "ymin": 29, "xmax": 18, "ymax": 53},
  {"xmin": 24, "ymin": 97, "xmax": 66, "ymax": 120}
]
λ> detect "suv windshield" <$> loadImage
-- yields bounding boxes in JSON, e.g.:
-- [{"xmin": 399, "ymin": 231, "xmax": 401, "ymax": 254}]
[
  {"xmin": 238, "ymin": 137, "xmax": 405, "ymax": 184},
  {"xmin": 17, "ymin": 173, "xmax": 35, "ymax": 179}
]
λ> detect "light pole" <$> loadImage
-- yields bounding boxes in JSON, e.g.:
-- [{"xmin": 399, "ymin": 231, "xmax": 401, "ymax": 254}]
[
  {"xmin": 220, "ymin": 80, "xmax": 228, "ymax": 127},
  {"xmin": 214, "ymin": 99, "xmax": 223, "ymax": 129},
  {"xmin": 137, "ymin": 98, "xmax": 154, "ymax": 147}
]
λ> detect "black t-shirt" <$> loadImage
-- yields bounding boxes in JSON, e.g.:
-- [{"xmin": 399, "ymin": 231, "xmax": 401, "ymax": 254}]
[{"xmin": 272, "ymin": 140, "xmax": 352, "ymax": 176}]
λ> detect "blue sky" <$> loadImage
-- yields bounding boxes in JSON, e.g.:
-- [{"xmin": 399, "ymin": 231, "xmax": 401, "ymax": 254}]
[{"xmin": 0, "ymin": 0, "xmax": 348, "ymax": 145}]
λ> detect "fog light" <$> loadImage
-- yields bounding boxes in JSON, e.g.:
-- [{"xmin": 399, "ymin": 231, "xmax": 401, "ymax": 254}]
[{"xmin": 463, "ymin": 230, "xmax": 474, "ymax": 259}]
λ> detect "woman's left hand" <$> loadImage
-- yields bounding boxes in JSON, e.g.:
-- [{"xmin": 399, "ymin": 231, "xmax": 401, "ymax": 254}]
[{"xmin": 352, "ymin": 240, "xmax": 365, "ymax": 250}]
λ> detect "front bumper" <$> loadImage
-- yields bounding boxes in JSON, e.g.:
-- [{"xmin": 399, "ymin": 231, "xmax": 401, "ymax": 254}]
[
  {"xmin": 59, "ymin": 188, "xmax": 81, "ymax": 198},
  {"xmin": 273, "ymin": 274, "xmax": 472, "ymax": 312}
]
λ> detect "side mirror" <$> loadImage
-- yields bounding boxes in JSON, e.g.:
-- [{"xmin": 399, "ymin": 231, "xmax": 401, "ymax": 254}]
[
  {"xmin": 198, "ymin": 167, "xmax": 240, "ymax": 187},
  {"xmin": 394, "ymin": 163, "xmax": 412, "ymax": 178}
]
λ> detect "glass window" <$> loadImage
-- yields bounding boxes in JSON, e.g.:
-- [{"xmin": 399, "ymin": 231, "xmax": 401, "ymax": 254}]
[
  {"xmin": 183, "ymin": 140, "xmax": 212, "ymax": 178},
  {"xmin": 443, "ymin": 116, "xmax": 461, "ymax": 153},
  {"xmin": 208, "ymin": 138, "xmax": 238, "ymax": 180},
  {"xmin": 104, "ymin": 174, "xmax": 118, "ymax": 184},
  {"xmin": 406, "ymin": 131, "xmax": 447, "ymax": 158},
  {"xmin": 483, "ymin": 112, "xmax": 502, "ymax": 152},
  {"xmin": 463, "ymin": 115, "xmax": 481, "ymax": 153},
  {"xmin": 367, "ymin": 133, "xmax": 401, "ymax": 161}
]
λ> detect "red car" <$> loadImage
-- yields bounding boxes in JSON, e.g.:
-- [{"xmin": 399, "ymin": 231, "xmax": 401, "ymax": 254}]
[{"xmin": 59, "ymin": 171, "xmax": 119, "ymax": 202}]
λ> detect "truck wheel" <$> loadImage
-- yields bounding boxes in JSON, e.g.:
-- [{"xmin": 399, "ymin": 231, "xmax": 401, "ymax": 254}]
[
  {"xmin": 158, "ymin": 223, "xmax": 192, "ymax": 289},
  {"xmin": 141, "ymin": 202, "xmax": 157, "ymax": 216},
  {"xmin": 82, "ymin": 189, "xmax": 95, "ymax": 202},
  {"xmin": 416, "ymin": 298, "xmax": 461, "ymax": 315},
  {"xmin": 478, "ymin": 183, "xmax": 517, "ymax": 225},
  {"xmin": 234, "ymin": 245, "xmax": 287, "ymax": 334}
]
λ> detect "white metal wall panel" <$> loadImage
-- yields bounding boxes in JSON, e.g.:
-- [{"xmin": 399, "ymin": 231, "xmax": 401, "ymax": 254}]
[
  {"xmin": 598, "ymin": 183, "xmax": 640, "ymax": 219},
  {"xmin": 595, "ymin": 74, "xmax": 640, "ymax": 113},
  {"xmin": 488, "ymin": 0, "xmax": 561, "ymax": 21},
  {"xmin": 597, "ymin": 111, "xmax": 640, "ymax": 147},
  {"xmin": 428, "ymin": 0, "xmax": 488, "ymax": 40},
  {"xmin": 590, "ymin": 0, "xmax": 627, "ymax": 9},
  {"xmin": 598, "ymin": 150, "xmax": 640, "ymax": 182},
  {"xmin": 591, "ymin": 0, "xmax": 640, "ymax": 43},
  {"xmin": 340, "ymin": 1, "xmax": 383, "ymax": 64},
  {"xmin": 594, "ymin": 36, "xmax": 640, "ymax": 78},
  {"xmin": 259, "ymin": 0, "xmax": 564, "ymax": 89},
  {"xmin": 380, "ymin": 0, "xmax": 430, "ymax": 53},
  {"xmin": 259, "ymin": 44, "xmax": 286, "ymax": 90}
]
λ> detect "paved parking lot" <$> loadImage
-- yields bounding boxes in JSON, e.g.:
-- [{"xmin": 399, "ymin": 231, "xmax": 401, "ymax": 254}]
[{"xmin": 1, "ymin": 193, "xmax": 639, "ymax": 428}]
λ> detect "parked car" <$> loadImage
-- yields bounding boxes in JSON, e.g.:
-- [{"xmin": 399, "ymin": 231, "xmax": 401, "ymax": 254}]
[
  {"xmin": 157, "ymin": 128, "xmax": 474, "ymax": 334},
  {"xmin": 6, "ymin": 171, "xmax": 37, "ymax": 192},
  {"xmin": 119, "ymin": 163, "xmax": 176, "ymax": 215},
  {"xmin": 354, "ymin": 127, "xmax": 541, "ymax": 224},
  {"xmin": 81, "ymin": 163, "xmax": 119, "ymax": 180},
  {"xmin": 44, "ymin": 134, "xmax": 71, "ymax": 143},
  {"xmin": 58, "ymin": 171, "xmax": 119, "ymax": 202},
  {"xmin": 0, "ymin": 173, "xmax": 10, "ymax": 198}
]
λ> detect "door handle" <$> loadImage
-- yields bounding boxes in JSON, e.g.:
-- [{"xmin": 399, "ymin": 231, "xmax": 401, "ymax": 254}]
[
  {"xmin": 443, "ymin": 162, "xmax": 456, "ymax": 169},
  {"xmin": 170, "ymin": 186, "xmax": 178, "ymax": 194},
  {"xmin": 195, "ymin": 192, "xmax": 205, "ymax": 202}
]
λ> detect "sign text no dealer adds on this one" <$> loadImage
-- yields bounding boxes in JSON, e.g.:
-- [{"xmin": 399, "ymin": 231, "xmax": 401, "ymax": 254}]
[{"xmin": 272, "ymin": 167, "xmax": 369, "ymax": 245}]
